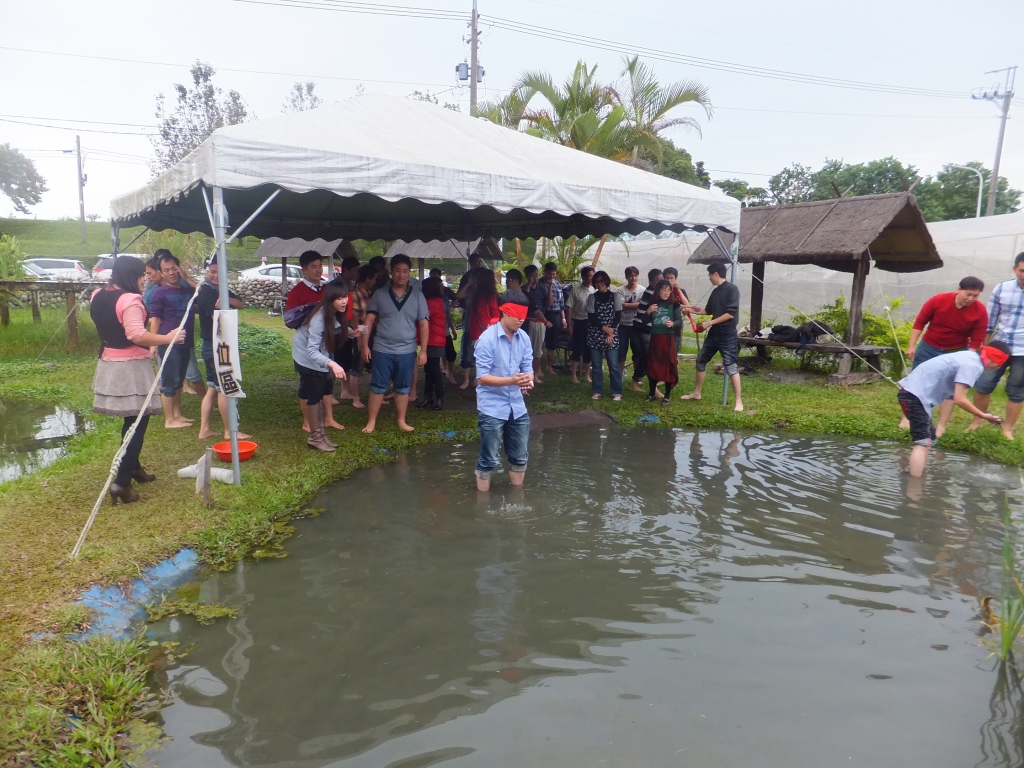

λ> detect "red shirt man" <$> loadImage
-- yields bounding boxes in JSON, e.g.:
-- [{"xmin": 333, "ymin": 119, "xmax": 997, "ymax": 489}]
[
  {"xmin": 909, "ymin": 277, "xmax": 988, "ymax": 363},
  {"xmin": 285, "ymin": 252, "xmax": 324, "ymax": 311}
]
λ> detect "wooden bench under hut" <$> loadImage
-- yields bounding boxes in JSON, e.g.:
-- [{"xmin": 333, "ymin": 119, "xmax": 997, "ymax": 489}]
[{"xmin": 688, "ymin": 192, "xmax": 942, "ymax": 384}]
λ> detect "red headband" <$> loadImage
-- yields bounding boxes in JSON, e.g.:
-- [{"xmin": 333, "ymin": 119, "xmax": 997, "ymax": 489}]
[
  {"xmin": 501, "ymin": 302, "xmax": 529, "ymax": 321},
  {"xmin": 981, "ymin": 345, "xmax": 1010, "ymax": 368}
]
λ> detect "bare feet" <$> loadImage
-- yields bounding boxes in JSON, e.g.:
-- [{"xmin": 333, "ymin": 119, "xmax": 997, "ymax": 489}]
[
  {"xmin": 459, "ymin": 381, "xmax": 471, "ymax": 390},
  {"xmin": 1002, "ymin": 426, "xmax": 1016, "ymax": 440},
  {"xmin": 630, "ymin": 382, "xmax": 643, "ymax": 393},
  {"xmin": 733, "ymin": 402, "xmax": 744, "ymax": 412},
  {"xmin": 351, "ymin": 400, "xmax": 366, "ymax": 409},
  {"xmin": 325, "ymin": 420, "xmax": 346, "ymax": 431},
  {"xmin": 302, "ymin": 422, "xmax": 310, "ymax": 433},
  {"xmin": 965, "ymin": 419, "xmax": 984, "ymax": 432},
  {"xmin": 397, "ymin": 421, "xmax": 415, "ymax": 432},
  {"xmin": 361, "ymin": 423, "xmax": 375, "ymax": 434},
  {"xmin": 165, "ymin": 419, "xmax": 192, "ymax": 429},
  {"xmin": 198, "ymin": 428, "xmax": 218, "ymax": 439},
  {"xmin": 446, "ymin": 374, "xmax": 458, "ymax": 384},
  {"xmin": 679, "ymin": 393, "xmax": 702, "ymax": 401},
  {"xmin": 183, "ymin": 383, "xmax": 197, "ymax": 396},
  {"xmin": 476, "ymin": 475, "xmax": 491, "ymax": 492},
  {"xmin": 570, "ymin": 377, "xmax": 580, "ymax": 385}
]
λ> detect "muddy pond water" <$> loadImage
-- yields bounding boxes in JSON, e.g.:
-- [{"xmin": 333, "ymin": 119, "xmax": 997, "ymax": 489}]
[
  {"xmin": 0, "ymin": 398, "xmax": 89, "ymax": 484},
  {"xmin": 149, "ymin": 427, "xmax": 1023, "ymax": 767}
]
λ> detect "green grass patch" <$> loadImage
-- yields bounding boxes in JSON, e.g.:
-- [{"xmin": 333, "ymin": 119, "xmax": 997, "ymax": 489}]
[{"xmin": 1, "ymin": 306, "xmax": 1023, "ymax": 763}]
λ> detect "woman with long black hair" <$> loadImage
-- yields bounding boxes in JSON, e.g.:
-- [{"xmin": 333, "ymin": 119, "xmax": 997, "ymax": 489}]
[
  {"xmin": 292, "ymin": 280, "xmax": 349, "ymax": 451},
  {"xmin": 90, "ymin": 256, "xmax": 185, "ymax": 505}
]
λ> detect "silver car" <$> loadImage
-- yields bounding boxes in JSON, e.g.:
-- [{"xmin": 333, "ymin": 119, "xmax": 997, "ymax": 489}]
[
  {"xmin": 23, "ymin": 258, "xmax": 90, "ymax": 281},
  {"xmin": 237, "ymin": 264, "xmax": 303, "ymax": 282}
]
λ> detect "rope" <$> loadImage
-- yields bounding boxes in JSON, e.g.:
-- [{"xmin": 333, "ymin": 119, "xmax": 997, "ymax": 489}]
[
  {"xmin": 33, "ymin": 285, "xmax": 94, "ymax": 363},
  {"xmin": 70, "ymin": 254, "xmax": 215, "ymax": 561},
  {"xmin": 733, "ymin": 259, "xmax": 902, "ymax": 388}
]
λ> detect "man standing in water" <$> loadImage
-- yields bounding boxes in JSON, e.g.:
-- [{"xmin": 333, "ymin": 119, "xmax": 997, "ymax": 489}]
[
  {"xmin": 898, "ymin": 342, "xmax": 1009, "ymax": 476},
  {"xmin": 968, "ymin": 254, "xmax": 1024, "ymax": 439},
  {"xmin": 473, "ymin": 289, "xmax": 535, "ymax": 492},
  {"xmin": 680, "ymin": 263, "xmax": 744, "ymax": 412}
]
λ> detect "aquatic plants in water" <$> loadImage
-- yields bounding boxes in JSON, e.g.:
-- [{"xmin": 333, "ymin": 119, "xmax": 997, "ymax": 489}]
[{"xmin": 982, "ymin": 496, "xmax": 1024, "ymax": 663}]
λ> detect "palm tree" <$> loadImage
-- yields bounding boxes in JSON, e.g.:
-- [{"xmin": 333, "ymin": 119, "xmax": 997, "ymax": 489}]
[{"xmin": 618, "ymin": 55, "xmax": 711, "ymax": 164}]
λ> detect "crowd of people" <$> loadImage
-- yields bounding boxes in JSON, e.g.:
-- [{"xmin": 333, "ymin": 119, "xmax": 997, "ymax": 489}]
[{"xmin": 87, "ymin": 245, "xmax": 1024, "ymax": 501}]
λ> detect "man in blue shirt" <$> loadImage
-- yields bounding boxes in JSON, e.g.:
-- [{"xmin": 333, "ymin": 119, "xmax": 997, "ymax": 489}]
[
  {"xmin": 969, "ymin": 252, "xmax": 1024, "ymax": 440},
  {"xmin": 474, "ymin": 289, "xmax": 535, "ymax": 492}
]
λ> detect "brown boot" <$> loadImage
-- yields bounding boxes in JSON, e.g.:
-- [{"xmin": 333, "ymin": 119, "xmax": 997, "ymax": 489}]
[
  {"xmin": 109, "ymin": 481, "xmax": 140, "ymax": 506},
  {"xmin": 307, "ymin": 401, "xmax": 336, "ymax": 452}
]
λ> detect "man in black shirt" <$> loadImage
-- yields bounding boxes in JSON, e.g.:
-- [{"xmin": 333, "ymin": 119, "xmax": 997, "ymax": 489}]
[
  {"xmin": 630, "ymin": 268, "xmax": 662, "ymax": 392},
  {"xmin": 680, "ymin": 263, "xmax": 744, "ymax": 412},
  {"xmin": 196, "ymin": 259, "xmax": 249, "ymax": 440}
]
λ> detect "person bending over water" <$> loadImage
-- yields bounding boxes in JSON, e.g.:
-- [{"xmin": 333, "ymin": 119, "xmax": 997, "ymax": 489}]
[{"xmin": 897, "ymin": 342, "xmax": 1009, "ymax": 476}]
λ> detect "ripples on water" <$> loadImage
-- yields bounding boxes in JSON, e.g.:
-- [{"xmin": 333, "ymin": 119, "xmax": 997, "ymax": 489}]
[{"xmin": 151, "ymin": 427, "xmax": 1024, "ymax": 768}]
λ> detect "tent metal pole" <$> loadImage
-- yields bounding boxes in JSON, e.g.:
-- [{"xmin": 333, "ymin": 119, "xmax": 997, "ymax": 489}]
[
  {"xmin": 212, "ymin": 187, "xmax": 242, "ymax": 485},
  {"xmin": 111, "ymin": 222, "xmax": 120, "ymax": 260}
]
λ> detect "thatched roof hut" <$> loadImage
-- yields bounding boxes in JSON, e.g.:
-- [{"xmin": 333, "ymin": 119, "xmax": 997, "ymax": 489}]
[
  {"xmin": 688, "ymin": 193, "xmax": 942, "ymax": 344},
  {"xmin": 253, "ymin": 237, "xmax": 358, "ymax": 265}
]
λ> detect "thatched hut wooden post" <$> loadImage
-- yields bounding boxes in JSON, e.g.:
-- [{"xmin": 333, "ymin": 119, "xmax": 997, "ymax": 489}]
[{"xmin": 689, "ymin": 193, "xmax": 942, "ymax": 346}]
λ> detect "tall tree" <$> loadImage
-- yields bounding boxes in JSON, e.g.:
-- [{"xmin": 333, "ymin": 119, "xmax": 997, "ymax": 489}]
[
  {"xmin": 283, "ymin": 81, "xmax": 322, "ymax": 113},
  {"xmin": 637, "ymin": 138, "xmax": 705, "ymax": 187},
  {"xmin": 713, "ymin": 178, "xmax": 771, "ymax": 206},
  {"xmin": 151, "ymin": 61, "xmax": 250, "ymax": 172},
  {"xmin": 914, "ymin": 162, "xmax": 1021, "ymax": 221},
  {"xmin": 618, "ymin": 55, "xmax": 711, "ymax": 163},
  {"xmin": 0, "ymin": 145, "xmax": 47, "ymax": 214}
]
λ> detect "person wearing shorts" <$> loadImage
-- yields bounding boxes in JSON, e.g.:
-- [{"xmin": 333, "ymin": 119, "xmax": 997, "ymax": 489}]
[
  {"xmin": 898, "ymin": 343, "xmax": 1008, "ymax": 476},
  {"xmin": 360, "ymin": 253, "xmax": 428, "ymax": 434},
  {"xmin": 532, "ymin": 262, "xmax": 566, "ymax": 376},
  {"xmin": 195, "ymin": 259, "xmax": 249, "ymax": 441},
  {"xmin": 680, "ymin": 263, "xmax": 744, "ymax": 412},
  {"xmin": 147, "ymin": 251, "xmax": 197, "ymax": 428},
  {"xmin": 969, "ymin": 254, "xmax": 1024, "ymax": 440}
]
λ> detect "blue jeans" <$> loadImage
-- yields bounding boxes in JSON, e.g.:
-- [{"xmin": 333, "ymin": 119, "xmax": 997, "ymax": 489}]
[
  {"xmin": 912, "ymin": 338, "xmax": 959, "ymax": 369},
  {"xmin": 590, "ymin": 346, "xmax": 622, "ymax": 396},
  {"xmin": 975, "ymin": 355, "xmax": 1024, "ymax": 403},
  {"xmin": 370, "ymin": 351, "xmax": 415, "ymax": 395},
  {"xmin": 158, "ymin": 344, "xmax": 190, "ymax": 396},
  {"xmin": 476, "ymin": 412, "xmax": 530, "ymax": 480}
]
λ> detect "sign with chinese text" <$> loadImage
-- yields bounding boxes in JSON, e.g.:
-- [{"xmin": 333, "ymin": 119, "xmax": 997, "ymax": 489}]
[{"xmin": 212, "ymin": 309, "xmax": 246, "ymax": 399}]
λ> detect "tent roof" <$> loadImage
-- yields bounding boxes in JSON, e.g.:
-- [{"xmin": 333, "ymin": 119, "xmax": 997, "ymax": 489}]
[
  {"xmin": 688, "ymin": 192, "xmax": 941, "ymax": 273},
  {"xmin": 384, "ymin": 238, "xmax": 502, "ymax": 261},
  {"xmin": 110, "ymin": 92, "xmax": 739, "ymax": 242},
  {"xmin": 253, "ymin": 237, "xmax": 358, "ymax": 262}
]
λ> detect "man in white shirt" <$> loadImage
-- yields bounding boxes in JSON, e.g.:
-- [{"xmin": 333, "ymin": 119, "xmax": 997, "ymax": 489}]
[{"xmin": 897, "ymin": 342, "xmax": 1009, "ymax": 476}]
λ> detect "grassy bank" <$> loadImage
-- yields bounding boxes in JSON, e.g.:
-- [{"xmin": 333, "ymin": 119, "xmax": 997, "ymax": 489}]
[{"xmin": 1, "ymin": 308, "xmax": 1022, "ymax": 763}]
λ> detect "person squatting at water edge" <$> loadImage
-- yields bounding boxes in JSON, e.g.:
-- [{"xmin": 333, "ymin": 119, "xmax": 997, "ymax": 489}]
[
  {"xmin": 473, "ymin": 289, "xmax": 535, "ymax": 492},
  {"xmin": 90, "ymin": 256, "xmax": 187, "ymax": 505},
  {"xmin": 968, "ymin": 252, "xmax": 1024, "ymax": 440},
  {"xmin": 291, "ymin": 281, "xmax": 350, "ymax": 452},
  {"xmin": 897, "ymin": 341, "xmax": 1010, "ymax": 476},
  {"xmin": 680, "ymin": 262, "xmax": 744, "ymax": 412},
  {"xmin": 898, "ymin": 276, "xmax": 987, "ymax": 433}
]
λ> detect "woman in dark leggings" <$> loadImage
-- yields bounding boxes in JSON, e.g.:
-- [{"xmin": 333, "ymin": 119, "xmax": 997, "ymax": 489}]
[{"xmin": 90, "ymin": 256, "xmax": 185, "ymax": 504}]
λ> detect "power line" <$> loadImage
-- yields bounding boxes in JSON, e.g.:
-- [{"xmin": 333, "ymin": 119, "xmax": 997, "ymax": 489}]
[
  {"xmin": 0, "ymin": 113, "xmax": 156, "ymax": 128},
  {"xmin": 0, "ymin": 117, "xmax": 154, "ymax": 135},
  {"xmin": 233, "ymin": 0, "xmax": 463, "ymax": 20},
  {"xmin": 0, "ymin": 45, "xmax": 460, "ymax": 89},
  {"xmin": 481, "ymin": 15, "xmax": 970, "ymax": 99}
]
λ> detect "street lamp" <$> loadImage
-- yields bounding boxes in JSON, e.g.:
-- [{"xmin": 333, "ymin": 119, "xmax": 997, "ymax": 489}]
[{"xmin": 949, "ymin": 165, "xmax": 986, "ymax": 218}]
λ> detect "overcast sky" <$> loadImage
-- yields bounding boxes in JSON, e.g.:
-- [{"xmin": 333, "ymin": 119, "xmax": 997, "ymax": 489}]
[{"xmin": 3, "ymin": 0, "xmax": 1021, "ymax": 223}]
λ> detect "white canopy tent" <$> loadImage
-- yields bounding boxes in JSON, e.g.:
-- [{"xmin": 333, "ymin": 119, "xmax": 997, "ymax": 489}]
[{"xmin": 108, "ymin": 91, "xmax": 741, "ymax": 479}]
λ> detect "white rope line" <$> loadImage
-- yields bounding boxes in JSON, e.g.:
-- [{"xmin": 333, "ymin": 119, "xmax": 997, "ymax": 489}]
[
  {"xmin": 70, "ymin": 254, "xmax": 215, "ymax": 561},
  {"xmin": 733, "ymin": 260, "xmax": 902, "ymax": 388},
  {"xmin": 33, "ymin": 285, "xmax": 94, "ymax": 363}
]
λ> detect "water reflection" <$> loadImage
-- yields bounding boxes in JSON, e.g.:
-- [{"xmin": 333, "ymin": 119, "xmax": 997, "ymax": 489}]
[
  {"xmin": 0, "ymin": 398, "xmax": 88, "ymax": 483},
  {"xmin": 150, "ymin": 428, "xmax": 1022, "ymax": 767}
]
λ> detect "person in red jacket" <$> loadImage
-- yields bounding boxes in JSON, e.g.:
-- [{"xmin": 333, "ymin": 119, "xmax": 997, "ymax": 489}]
[
  {"xmin": 419, "ymin": 277, "xmax": 450, "ymax": 410},
  {"xmin": 900, "ymin": 276, "xmax": 988, "ymax": 435}
]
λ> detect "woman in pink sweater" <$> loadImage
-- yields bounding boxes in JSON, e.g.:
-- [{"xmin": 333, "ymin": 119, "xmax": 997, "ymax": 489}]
[{"xmin": 90, "ymin": 256, "xmax": 185, "ymax": 505}]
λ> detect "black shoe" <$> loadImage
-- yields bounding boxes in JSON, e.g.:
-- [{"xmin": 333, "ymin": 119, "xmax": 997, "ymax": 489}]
[
  {"xmin": 132, "ymin": 465, "xmax": 156, "ymax": 483},
  {"xmin": 432, "ymin": 397, "xmax": 444, "ymax": 410},
  {"xmin": 416, "ymin": 397, "xmax": 434, "ymax": 408}
]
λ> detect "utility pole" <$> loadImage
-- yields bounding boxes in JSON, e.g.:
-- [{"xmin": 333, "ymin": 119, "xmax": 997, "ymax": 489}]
[
  {"xmin": 75, "ymin": 135, "xmax": 87, "ymax": 243},
  {"xmin": 974, "ymin": 66, "xmax": 1016, "ymax": 216},
  {"xmin": 469, "ymin": 0, "xmax": 479, "ymax": 113}
]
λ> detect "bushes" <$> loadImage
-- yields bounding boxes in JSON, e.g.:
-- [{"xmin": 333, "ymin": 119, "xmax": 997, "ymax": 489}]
[{"xmin": 791, "ymin": 295, "xmax": 912, "ymax": 374}]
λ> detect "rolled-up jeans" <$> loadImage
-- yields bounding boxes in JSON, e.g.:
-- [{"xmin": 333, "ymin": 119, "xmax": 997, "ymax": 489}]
[
  {"xmin": 590, "ymin": 346, "xmax": 622, "ymax": 396},
  {"xmin": 476, "ymin": 412, "xmax": 530, "ymax": 480}
]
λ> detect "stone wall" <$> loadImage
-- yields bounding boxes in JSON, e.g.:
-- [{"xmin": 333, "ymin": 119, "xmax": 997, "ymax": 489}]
[{"xmin": 230, "ymin": 278, "xmax": 294, "ymax": 310}]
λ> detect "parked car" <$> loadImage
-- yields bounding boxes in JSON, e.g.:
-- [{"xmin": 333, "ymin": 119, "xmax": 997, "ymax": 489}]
[
  {"xmin": 21, "ymin": 261, "xmax": 52, "ymax": 280},
  {"xmin": 22, "ymin": 258, "xmax": 90, "ymax": 281},
  {"xmin": 92, "ymin": 255, "xmax": 118, "ymax": 282},
  {"xmin": 237, "ymin": 264, "xmax": 304, "ymax": 282}
]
